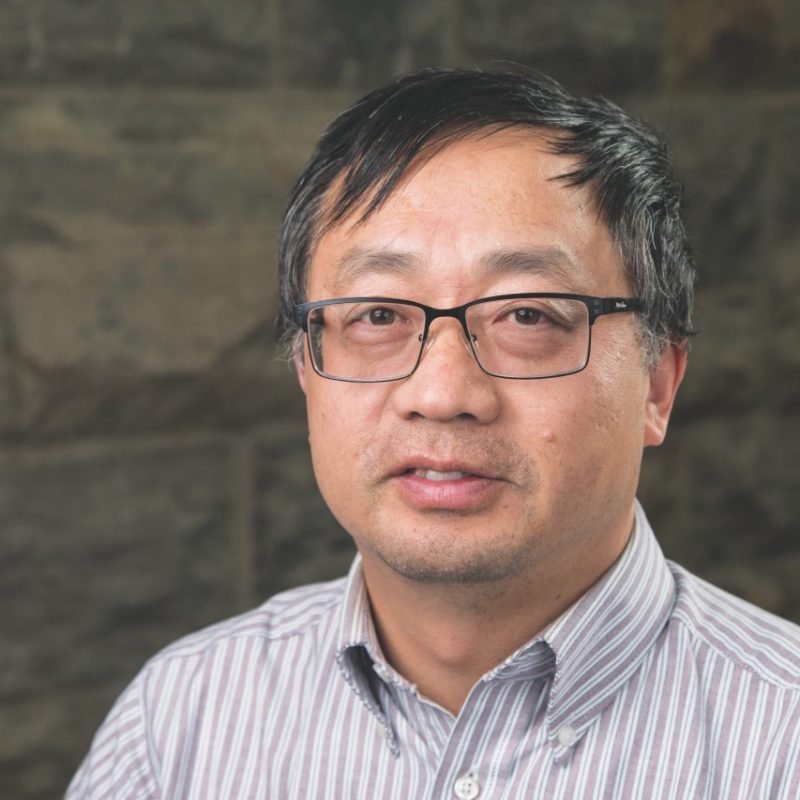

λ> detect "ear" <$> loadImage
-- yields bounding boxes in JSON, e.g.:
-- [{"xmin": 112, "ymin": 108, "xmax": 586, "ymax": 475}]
[
  {"xmin": 643, "ymin": 343, "xmax": 687, "ymax": 447},
  {"xmin": 292, "ymin": 338, "xmax": 308, "ymax": 395}
]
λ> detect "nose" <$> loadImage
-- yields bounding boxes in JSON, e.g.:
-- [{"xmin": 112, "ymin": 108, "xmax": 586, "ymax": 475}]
[{"xmin": 390, "ymin": 318, "xmax": 502, "ymax": 423}]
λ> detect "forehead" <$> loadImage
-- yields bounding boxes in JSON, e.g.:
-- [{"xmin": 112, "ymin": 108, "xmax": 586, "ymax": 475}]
[{"xmin": 308, "ymin": 130, "xmax": 624, "ymax": 297}]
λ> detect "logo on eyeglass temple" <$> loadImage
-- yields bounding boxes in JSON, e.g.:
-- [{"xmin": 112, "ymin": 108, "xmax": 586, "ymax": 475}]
[{"xmin": 615, "ymin": 301, "xmax": 628, "ymax": 310}]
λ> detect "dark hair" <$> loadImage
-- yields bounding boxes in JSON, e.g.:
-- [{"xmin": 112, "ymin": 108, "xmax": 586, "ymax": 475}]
[{"xmin": 277, "ymin": 66, "xmax": 695, "ymax": 364}]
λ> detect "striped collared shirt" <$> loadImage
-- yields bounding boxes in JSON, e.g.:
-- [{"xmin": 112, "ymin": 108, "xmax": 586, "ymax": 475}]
[{"xmin": 68, "ymin": 503, "xmax": 800, "ymax": 799}]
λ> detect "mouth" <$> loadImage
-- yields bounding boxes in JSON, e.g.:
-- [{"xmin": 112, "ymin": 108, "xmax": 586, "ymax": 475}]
[
  {"xmin": 410, "ymin": 468, "xmax": 475, "ymax": 481},
  {"xmin": 391, "ymin": 459, "xmax": 496, "ymax": 481},
  {"xmin": 388, "ymin": 460, "xmax": 505, "ymax": 511}
]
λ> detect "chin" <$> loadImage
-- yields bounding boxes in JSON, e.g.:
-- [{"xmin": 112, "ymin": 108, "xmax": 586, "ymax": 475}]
[{"xmin": 376, "ymin": 544, "xmax": 534, "ymax": 586}]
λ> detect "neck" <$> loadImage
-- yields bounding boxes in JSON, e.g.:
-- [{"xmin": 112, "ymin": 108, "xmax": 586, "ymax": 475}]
[{"xmin": 358, "ymin": 514, "xmax": 633, "ymax": 715}]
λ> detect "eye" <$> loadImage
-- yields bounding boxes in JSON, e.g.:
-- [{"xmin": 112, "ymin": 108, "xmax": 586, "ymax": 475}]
[
  {"xmin": 512, "ymin": 307, "xmax": 543, "ymax": 325},
  {"xmin": 368, "ymin": 307, "xmax": 395, "ymax": 325}
]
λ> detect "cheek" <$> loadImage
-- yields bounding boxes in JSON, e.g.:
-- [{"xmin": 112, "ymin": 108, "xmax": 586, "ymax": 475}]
[
  {"xmin": 587, "ymin": 331, "xmax": 649, "ymax": 434},
  {"xmin": 520, "ymin": 362, "xmax": 645, "ymax": 483},
  {"xmin": 306, "ymin": 398, "xmax": 358, "ymax": 524},
  {"xmin": 578, "ymin": 361, "xmax": 650, "ymax": 495},
  {"xmin": 305, "ymin": 381, "xmax": 385, "ymax": 484}
]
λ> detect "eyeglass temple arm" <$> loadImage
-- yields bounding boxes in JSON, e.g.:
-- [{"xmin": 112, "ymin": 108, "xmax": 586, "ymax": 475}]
[{"xmin": 590, "ymin": 297, "xmax": 643, "ymax": 323}]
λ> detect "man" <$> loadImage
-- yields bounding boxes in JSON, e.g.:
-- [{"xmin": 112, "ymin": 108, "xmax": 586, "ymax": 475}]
[{"xmin": 68, "ymin": 68, "xmax": 800, "ymax": 798}]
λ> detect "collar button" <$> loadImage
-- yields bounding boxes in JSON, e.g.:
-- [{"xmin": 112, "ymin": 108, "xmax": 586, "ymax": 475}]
[{"xmin": 557, "ymin": 725, "xmax": 578, "ymax": 747}]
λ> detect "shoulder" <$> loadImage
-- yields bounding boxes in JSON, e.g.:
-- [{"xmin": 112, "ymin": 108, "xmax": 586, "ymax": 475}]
[
  {"xmin": 147, "ymin": 575, "xmax": 348, "ymax": 667},
  {"xmin": 67, "ymin": 577, "xmax": 349, "ymax": 796},
  {"xmin": 668, "ymin": 561, "xmax": 800, "ymax": 691}
]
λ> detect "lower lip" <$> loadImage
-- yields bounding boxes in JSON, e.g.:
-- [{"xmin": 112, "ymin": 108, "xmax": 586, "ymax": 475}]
[{"xmin": 391, "ymin": 472, "xmax": 502, "ymax": 511}]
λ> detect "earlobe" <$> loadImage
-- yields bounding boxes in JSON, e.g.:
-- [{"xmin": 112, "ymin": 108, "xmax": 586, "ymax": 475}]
[{"xmin": 643, "ymin": 344, "xmax": 687, "ymax": 447}]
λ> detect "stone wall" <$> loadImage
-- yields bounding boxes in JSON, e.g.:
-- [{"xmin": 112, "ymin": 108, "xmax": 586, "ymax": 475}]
[{"xmin": 1, "ymin": 1, "xmax": 798, "ymax": 796}]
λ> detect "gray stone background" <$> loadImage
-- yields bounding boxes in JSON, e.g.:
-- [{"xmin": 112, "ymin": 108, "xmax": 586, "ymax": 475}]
[{"xmin": 0, "ymin": 0, "xmax": 798, "ymax": 796}]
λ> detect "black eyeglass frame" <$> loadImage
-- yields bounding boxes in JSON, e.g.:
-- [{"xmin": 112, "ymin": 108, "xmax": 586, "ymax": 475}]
[{"xmin": 293, "ymin": 293, "xmax": 644, "ymax": 383}]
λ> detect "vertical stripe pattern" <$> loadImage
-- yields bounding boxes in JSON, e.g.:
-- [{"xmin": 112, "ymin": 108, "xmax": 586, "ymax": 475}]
[{"xmin": 67, "ymin": 502, "xmax": 800, "ymax": 799}]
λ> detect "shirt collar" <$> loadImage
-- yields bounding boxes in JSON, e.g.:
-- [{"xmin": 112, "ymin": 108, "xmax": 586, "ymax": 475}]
[
  {"xmin": 334, "ymin": 501, "xmax": 675, "ymax": 759},
  {"xmin": 334, "ymin": 556, "xmax": 403, "ymax": 756},
  {"xmin": 538, "ymin": 501, "xmax": 676, "ymax": 760}
]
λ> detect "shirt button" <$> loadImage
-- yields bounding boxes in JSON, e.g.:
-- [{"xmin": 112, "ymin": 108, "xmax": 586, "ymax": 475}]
[
  {"xmin": 453, "ymin": 774, "xmax": 480, "ymax": 799},
  {"xmin": 557, "ymin": 725, "xmax": 578, "ymax": 747}
]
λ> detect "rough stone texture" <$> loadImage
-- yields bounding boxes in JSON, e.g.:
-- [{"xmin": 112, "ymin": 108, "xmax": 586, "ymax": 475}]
[
  {"xmin": 0, "ymin": 257, "xmax": 22, "ymax": 430},
  {"xmin": 774, "ymin": 104, "xmax": 800, "ymax": 245},
  {"xmin": 0, "ymin": 441, "xmax": 235, "ymax": 798},
  {"xmin": 676, "ymin": 285, "xmax": 767, "ymax": 416},
  {"xmin": 460, "ymin": 0, "xmax": 665, "ymax": 94},
  {"xmin": 0, "ymin": 2, "xmax": 31, "ymax": 77},
  {"xmin": 668, "ymin": 0, "xmax": 800, "ymax": 89},
  {"xmin": 703, "ymin": 552, "xmax": 800, "ymax": 625},
  {"xmin": 0, "ymin": 0, "xmax": 448, "ymax": 89},
  {"xmin": 253, "ymin": 421, "xmax": 356, "ymax": 599},
  {"xmin": 645, "ymin": 100, "xmax": 769, "ymax": 286},
  {"xmin": 282, "ymin": 0, "xmax": 443, "ymax": 87},
  {"xmin": 639, "ymin": 416, "xmax": 800, "ymax": 624},
  {"xmin": 788, "ymin": 0, "xmax": 800, "ymax": 52},
  {"xmin": 0, "ymin": 93, "xmax": 285, "ymax": 356},
  {"xmin": 3, "ymin": 687, "xmax": 125, "ymax": 800},
  {"xmin": 0, "ymin": 0, "xmax": 271, "ymax": 85},
  {"xmin": 767, "ymin": 246, "xmax": 800, "ymax": 413},
  {"xmin": 767, "ymin": 105, "xmax": 800, "ymax": 414}
]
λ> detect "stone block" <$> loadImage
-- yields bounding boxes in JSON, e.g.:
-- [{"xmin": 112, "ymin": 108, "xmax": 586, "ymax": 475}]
[
  {"xmin": 0, "ymin": 89, "xmax": 344, "ymax": 439},
  {"xmin": 2, "ymin": 688, "xmax": 121, "ymax": 800},
  {"xmin": 0, "ymin": 439, "xmax": 238, "ymax": 798},
  {"xmin": 0, "ymin": 349, "xmax": 15, "ymax": 427},
  {"xmin": 0, "ymin": 0, "xmax": 271, "ymax": 85},
  {"xmin": 667, "ymin": 0, "xmax": 800, "ymax": 89},
  {"xmin": 764, "ymin": 244, "xmax": 800, "ymax": 413},
  {"xmin": 459, "ymin": 0, "xmax": 665, "ymax": 94},
  {"xmin": 774, "ymin": 104, "xmax": 800, "ymax": 245},
  {"xmin": 0, "ymin": 2, "xmax": 31, "ymax": 78},
  {"xmin": 642, "ymin": 414, "xmax": 800, "ymax": 623},
  {"xmin": 643, "ymin": 418, "xmax": 800, "ymax": 574},
  {"xmin": 675, "ymin": 284, "xmax": 768, "ymax": 416},
  {"xmin": 646, "ymin": 101, "xmax": 768, "ymax": 286},
  {"xmin": 0, "ymin": 347, "xmax": 42, "ymax": 444},
  {"xmin": 787, "ymin": 0, "xmax": 800, "ymax": 48},
  {"xmin": 0, "ymin": 260, "xmax": 19, "ymax": 426},
  {"xmin": 281, "ymin": 0, "xmax": 442, "ymax": 88},
  {"xmin": 254, "ymin": 421, "xmax": 356, "ymax": 599},
  {"xmin": 0, "ymin": 441, "xmax": 235, "ymax": 703},
  {"xmin": 702, "ymin": 553, "xmax": 800, "ymax": 624}
]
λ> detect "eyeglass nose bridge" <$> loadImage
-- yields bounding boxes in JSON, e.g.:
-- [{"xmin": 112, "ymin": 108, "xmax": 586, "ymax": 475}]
[{"xmin": 418, "ymin": 305, "xmax": 478, "ymax": 355}]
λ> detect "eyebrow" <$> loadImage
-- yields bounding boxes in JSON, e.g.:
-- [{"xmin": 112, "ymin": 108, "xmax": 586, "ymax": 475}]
[
  {"xmin": 330, "ymin": 248, "xmax": 423, "ymax": 292},
  {"xmin": 330, "ymin": 245, "xmax": 587, "ymax": 292},
  {"xmin": 477, "ymin": 247, "xmax": 588, "ymax": 290}
]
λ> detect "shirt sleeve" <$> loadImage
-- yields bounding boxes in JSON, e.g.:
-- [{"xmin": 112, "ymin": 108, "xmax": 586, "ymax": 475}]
[{"xmin": 65, "ymin": 675, "xmax": 159, "ymax": 800}]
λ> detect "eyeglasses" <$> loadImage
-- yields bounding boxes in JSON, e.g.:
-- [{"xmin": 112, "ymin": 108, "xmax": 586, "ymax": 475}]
[{"xmin": 293, "ymin": 293, "xmax": 643, "ymax": 383}]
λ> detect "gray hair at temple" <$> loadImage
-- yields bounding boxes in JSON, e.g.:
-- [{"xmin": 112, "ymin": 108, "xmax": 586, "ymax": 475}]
[{"xmin": 276, "ymin": 66, "xmax": 695, "ymax": 367}]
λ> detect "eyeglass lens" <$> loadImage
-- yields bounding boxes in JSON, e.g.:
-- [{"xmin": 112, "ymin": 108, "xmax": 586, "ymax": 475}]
[{"xmin": 306, "ymin": 298, "xmax": 592, "ymax": 381}]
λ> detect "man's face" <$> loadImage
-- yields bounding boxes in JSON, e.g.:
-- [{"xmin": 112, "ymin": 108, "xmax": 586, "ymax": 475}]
[{"xmin": 297, "ymin": 130, "xmax": 681, "ymax": 589}]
